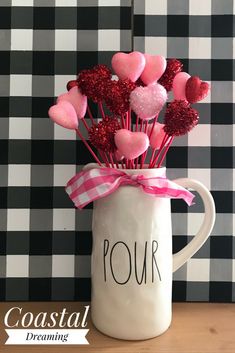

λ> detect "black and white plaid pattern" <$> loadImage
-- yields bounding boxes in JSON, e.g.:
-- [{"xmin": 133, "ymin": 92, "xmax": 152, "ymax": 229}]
[
  {"xmin": 0, "ymin": 0, "xmax": 234, "ymax": 302},
  {"xmin": 133, "ymin": 0, "xmax": 234, "ymax": 302}
]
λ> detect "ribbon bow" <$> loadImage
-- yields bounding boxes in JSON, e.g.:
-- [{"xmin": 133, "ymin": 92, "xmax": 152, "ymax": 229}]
[
  {"xmin": 65, "ymin": 167, "xmax": 194, "ymax": 210},
  {"xmin": 65, "ymin": 168, "xmax": 194, "ymax": 209}
]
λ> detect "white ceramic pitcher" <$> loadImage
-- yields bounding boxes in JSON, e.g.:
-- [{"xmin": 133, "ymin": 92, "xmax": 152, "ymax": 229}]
[{"xmin": 91, "ymin": 167, "xmax": 215, "ymax": 340}]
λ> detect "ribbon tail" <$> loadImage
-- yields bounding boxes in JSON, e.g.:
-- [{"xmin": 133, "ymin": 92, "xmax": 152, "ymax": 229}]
[
  {"xmin": 163, "ymin": 180, "xmax": 195, "ymax": 206},
  {"xmin": 166, "ymin": 188, "xmax": 195, "ymax": 206},
  {"xmin": 141, "ymin": 181, "xmax": 195, "ymax": 206}
]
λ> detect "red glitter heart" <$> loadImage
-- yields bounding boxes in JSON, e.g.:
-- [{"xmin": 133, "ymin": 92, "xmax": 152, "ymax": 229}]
[
  {"xmin": 77, "ymin": 64, "xmax": 112, "ymax": 102},
  {"xmin": 185, "ymin": 76, "xmax": 210, "ymax": 104},
  {"xmin": 164, "ymin": 100, "xmax": 199, "ymax": 136},
  {"xmin": 89, "ymin": 116, "xmax": 121, "ymax": 152},
  {"xmin": 105, "ymin": 79, "xmax": 136, "ymax": 115}
]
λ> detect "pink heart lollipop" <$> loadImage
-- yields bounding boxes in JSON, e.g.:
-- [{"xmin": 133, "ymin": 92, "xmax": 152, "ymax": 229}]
[
  {"xmin": 172, "ymin": 72, "xmax": 190, "ymax": 100},
  {"xmin": 111, "ymin": 51, "xmax": 146, "ymax": 82},
  {"xmin": 130, "ymin": 83, "xmax": 167, "ymax": 120},
  {"xmin": 57, "ymin": 86, "xmax": 87, "ymax": 119},
  {"xmin": 147, "ymin": 122, "xmax": 169, "ymax": 149},
  {"xmin": 141, "ymin": 54, "xmax": 166, "ymax": 85},
  {"xmin": 48, "ymin": 101, "xmax": 78, "ymax": 130},
  {"xmin": 114, "ymin": 129, "xmax": 149, "ymax": 160}
]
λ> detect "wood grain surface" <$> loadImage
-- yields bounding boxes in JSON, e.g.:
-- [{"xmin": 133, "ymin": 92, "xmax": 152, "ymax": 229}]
[{"xmin": 0, "ymin": 302, "xmax": 234, "ymax": 353}]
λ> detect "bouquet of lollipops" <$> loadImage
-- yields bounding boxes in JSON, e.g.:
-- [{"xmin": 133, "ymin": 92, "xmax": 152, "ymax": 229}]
[{"xmin": 48, "ymin": 51, "xmax": 210, "ymax": 169}]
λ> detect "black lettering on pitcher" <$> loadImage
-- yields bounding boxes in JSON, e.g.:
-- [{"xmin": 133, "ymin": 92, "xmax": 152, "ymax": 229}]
[
  {"xmin": 102, "ymin": 239, "xmax": 161, "ymax": 284},
  {"xmin": 110, "ymin": 241, "xmax": 132, "ymax": 285},
  {"xmin": 134, "ymin": 241, "xmax": 147, "ymax": 285},
  {"xmin": 103, "ymin": 239, "xmax": 109, "ymax": 282},
  {"xmin": 152, "ymin": 240, "xmax": 162, "ymax": 282}
]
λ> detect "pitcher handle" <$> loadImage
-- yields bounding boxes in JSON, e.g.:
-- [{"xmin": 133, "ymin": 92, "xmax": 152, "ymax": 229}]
[{"xmin": 172, "ymin": 178, "xmax": 216, "ymax": 272}]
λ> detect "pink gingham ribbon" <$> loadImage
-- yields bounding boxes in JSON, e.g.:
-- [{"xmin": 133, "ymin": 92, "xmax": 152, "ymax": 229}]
[{"xmin": 65, "ymin": 167, "xmax": 194, "ymax": 209}]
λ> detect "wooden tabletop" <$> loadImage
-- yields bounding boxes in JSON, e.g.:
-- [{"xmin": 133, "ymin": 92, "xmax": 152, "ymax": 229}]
[{"xmin": 0, "ymin": 302, "xmax": 234, "ymax": 353}]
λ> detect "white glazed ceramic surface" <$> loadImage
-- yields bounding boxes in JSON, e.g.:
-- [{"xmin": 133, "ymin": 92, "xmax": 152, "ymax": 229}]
[{"xmin": 90, "ymin": 166, "xmax": 215, "ymax": 340}]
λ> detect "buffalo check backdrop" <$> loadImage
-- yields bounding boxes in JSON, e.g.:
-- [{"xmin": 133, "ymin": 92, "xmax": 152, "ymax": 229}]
[{"xmin": 0, "ymin": 0, "xmax": 234, "ymax": 302}]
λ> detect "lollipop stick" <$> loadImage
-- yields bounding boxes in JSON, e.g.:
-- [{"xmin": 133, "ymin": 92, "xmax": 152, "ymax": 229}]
[
  {"xmin": 103, "ymin": 152, "xmax": 111, "ymax": 168},
  {"xmin": 141, "ymin": 150, "xmax": 148, "ymax": 169},
  {"xmin": 75, "ymin": 129, "xmax": 102, "ymax": 166},
  {"xmin": 99, "ymin": 150, "xmax": 109, "ymax": 167},
  {"xmin": 109, "ymin": 153, "xmax": 115, "ymax": 168},
  {"xmin": 149, "ymin": 148, "xmax": 156, "ymax": 166},
  {"xmin": 157, "ymin": 136, "xmax": 174, "ymax": 168},
  {"xmin": 144, "ymin": 121, "xmax": 148, "ymax": 134},
  {"xmin": 114, "ymin": 155, "xmax": 119, "ymax": 169},
  {"xmin": 135, "ymin": 156, "xmax": 138, "ymax": 169},
  {"xmin": 125, "ymin": 112, "xmax": 129, "ymax": 129},
  {"xmin": 150, "ymin": 134, "xmax": 171, "ymax": 168},
  {"xmin": 148, "ymin": 115, "xmax": 158, "ymax": 140},
  {"xmin": 135, "ymin": 116, "xmax": 139, "ymax": 132},
  {"xmin": 130, "ymin": 160, "xmax": 135, "ymax": 169},
  {"xmin": 132, "ymin": 115, "xmax": 139, "ymax": 168},
  {"xmin": 140, "ymin": 121, "xmax": 148, "ymax": 169},
  {"xmin": 147, "ymin": 115, "xmax": 158, "ymax": 168},
  {"xmin": 87, "ymin": 105, "xmax": 96, "ymax": 125},
  {"xmin": 112, "ymin": 152, "xmax": 119, "ymax": 169},
  {"xmin": 128, "ymin": 108, "xmax": 131, "ymax": 131},
  {"xmin": 149, "ymin": 133, "xmax": 169, "ymax": 168},
  {"xmin": 121, "ymin": 114, "xmax": 125, "ymax": 128},
  {"xmin": 81, "ymin": 118, "xmax": 89, "ymax": 131},
  {"xmin": 98, "ymin": 102, "xmax": 105, "ymax": 119}
]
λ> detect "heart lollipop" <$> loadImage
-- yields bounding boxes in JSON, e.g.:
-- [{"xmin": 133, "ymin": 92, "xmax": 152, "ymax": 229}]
[
  {"xmin": 185, "ymin": 76, "xmax": 210, "ymax": 103},
  {"xmin": 172, "ymin": 72, "xmax": 190, "ymax": 101},
  {"xmin": 57, "ymin": 86, "xmax": 87, "ymax": 119},
  {"xmin": 48, "ymin": 101, "xmax": 78, "ymax": 130},
  {"xmin": 111, "ymin": 51, "xmax": 146, "ymax": 82},
  {"xmin": 164, "ymin": 100, "xmax": 199, "ymax": 136},
  {"xmin": 140, "ymin": 54, "xmax": 166, "ymax": 85},
  {"xmin": 105, "ymin": 79, "xmax": 136, "ymax": 115},
  {"xmin": 77, "ymin": 64, "xmax": 111, "ymax": 102},
  {"xmin": 147, "ymin": 122, "xmax": 168, "ymax": 149},
  {"xmin": 114, "ymin": 130, "xmax": 149, "ymax": 160},
  {"xmin": 130, "ymin": 83, "xmax": 167, "ymax": 120},
  {"xmin": 89, "ymin": 116, "xmax": 121, "ymax": 152}
]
